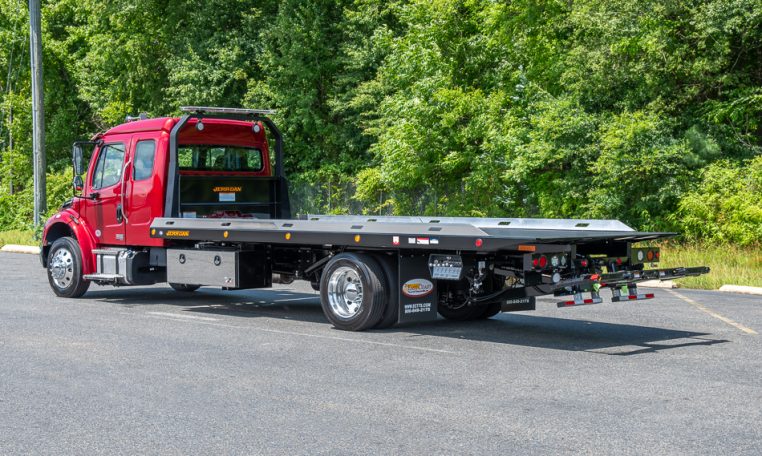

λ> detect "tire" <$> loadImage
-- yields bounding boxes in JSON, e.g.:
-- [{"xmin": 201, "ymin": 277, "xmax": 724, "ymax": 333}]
[
  {"xmin": 438, "ymin": 276, "xmax": 502, "ymax": 321},
  {"xmin": 437, "ymin": 279, "xmax": 485, "ymax": 321},
  {"xmin": 47, "ymin": 236, "xmax": 90, "ymax": 298},
  {"xmin": 169, "ymin": 283, "xmax": 201, "ymax": 292},
  {"xmin": 477, "ymin": 276, "xmax": 507, "ymax": 319},
  {"xmin": 320, "ymin": 253, "xmax": 388, "ymax": 331},
  {"xmin": 374, "ymin": 253, "xmax": 399, "ymax": 329},
  {"xmin": 478, "ymin": 302, "xmax": 502, "ymax": 319},
  {"xmin": 437, "ymin": 301, "xmax": 487, "ymax": 321}
]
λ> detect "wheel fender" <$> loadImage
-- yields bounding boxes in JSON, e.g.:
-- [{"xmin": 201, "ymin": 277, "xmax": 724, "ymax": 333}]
[{"xmin": 41, "ymin": 210, "xmax": 97, "ymax": 275}]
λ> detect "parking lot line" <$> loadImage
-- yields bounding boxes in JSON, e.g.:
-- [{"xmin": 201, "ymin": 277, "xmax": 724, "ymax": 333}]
[
  {"xmin": 147, "ymin": 311, "xmax": 220, "ymax": 322},
  {"xmin": 669, "ymin": 290, "xmax": 757, "ymax": 335}
]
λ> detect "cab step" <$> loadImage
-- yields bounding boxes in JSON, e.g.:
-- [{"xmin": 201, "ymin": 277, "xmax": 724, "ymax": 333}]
[
  {"xmin": 83, "ymin": 273, "xmax": 124, "ymax": 282},
  {"xmin": 87, "ymin": 248, "xmax": 131, "ymax": 283}
]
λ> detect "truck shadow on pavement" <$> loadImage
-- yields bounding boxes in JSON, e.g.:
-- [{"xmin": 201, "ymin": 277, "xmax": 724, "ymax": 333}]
[{"xmin": 84, "ymin": 287, "xmax": 729, "ymax": 356}]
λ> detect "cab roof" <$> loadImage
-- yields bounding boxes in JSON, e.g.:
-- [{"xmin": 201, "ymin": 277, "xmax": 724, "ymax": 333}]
[{"xmin": 102, "ymin": 117, "xmax": 260, "ymax": 136}]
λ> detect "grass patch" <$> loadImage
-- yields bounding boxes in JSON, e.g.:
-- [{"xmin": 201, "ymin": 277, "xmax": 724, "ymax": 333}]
[
  {"xmin": 0, "ymin": 229, "xmax": 36, "ymax": 247},
  {"xmin": 658, "ymin": 243, "xmax": 762, "ymax": 290}
]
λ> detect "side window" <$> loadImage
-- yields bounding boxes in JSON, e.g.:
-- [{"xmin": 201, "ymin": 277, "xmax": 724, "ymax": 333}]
[
  {"xmin": 133, "ymin": 140, "xmax": 156, "ymax": 181},
  {"xmin": 91, "ymin": 144, "xmax": 126, "ymax": 189}
]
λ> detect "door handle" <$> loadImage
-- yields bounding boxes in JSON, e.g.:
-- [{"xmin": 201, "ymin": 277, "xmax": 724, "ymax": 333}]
[{"xmin": 120, "ymin": 159, "xmax": 132, "ymax": 224}]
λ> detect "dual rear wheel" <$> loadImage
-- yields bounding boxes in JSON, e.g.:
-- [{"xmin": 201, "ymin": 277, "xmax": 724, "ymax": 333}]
[
  {"xmin": 319, "ymin": 253, "xmax": 398, "ymax": 331},
  {"xmin": 320, "ymin": 252, "xmax": 503, "ymax": 331}
]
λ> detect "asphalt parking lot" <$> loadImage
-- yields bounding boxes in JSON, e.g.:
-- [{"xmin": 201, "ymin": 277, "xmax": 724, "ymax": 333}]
[{"xmin": 1, "ymin": 252, "xmax": 761, "ymax": 455}]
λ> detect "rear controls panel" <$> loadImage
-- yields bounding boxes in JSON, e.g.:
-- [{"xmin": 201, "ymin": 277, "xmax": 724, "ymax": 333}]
[{"xmin": 428, "ymin": 254, "xmax": 464, "ymax": 280}]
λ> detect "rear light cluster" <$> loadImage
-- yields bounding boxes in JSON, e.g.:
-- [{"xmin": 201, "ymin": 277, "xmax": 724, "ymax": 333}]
[
  {"xmin": 531, "ymin": 253, "xmax": 569, "ymax": 270},
  {"xmin": 631, "ymin": 247, "xmax": 660, "ymax": 264}
]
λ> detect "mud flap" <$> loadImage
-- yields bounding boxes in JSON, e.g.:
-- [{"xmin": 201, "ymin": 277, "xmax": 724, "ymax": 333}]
[
  {"xmin": 397, "ymin": 253, "xmax": 439, "ymax": 324},
  {"xmin": 501, "ymin": 296, "xmax": 536, "ymax": 312}
]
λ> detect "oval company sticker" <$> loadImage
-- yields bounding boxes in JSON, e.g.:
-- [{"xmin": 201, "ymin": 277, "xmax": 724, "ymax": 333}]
[{"xmin": 402, "ymin": 279, "xmax": 434, "ymax": 298}]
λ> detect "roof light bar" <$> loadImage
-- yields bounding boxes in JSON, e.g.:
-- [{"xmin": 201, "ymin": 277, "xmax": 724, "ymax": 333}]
[{"xmin": 180, "ymin": 106, "xmax": 277, "ymax": 116}]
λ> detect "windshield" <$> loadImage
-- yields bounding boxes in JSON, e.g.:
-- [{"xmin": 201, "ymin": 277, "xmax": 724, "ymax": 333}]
[{"xmin": 178, "ymin": 145, "xmax": 263, "ymax": 172}]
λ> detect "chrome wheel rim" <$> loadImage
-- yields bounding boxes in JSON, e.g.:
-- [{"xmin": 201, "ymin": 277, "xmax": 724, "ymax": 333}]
[
  {"xmin": 50, "ymin": 247, "xmax": 74, "ymax": 289},
  {"xmin": 327, "ymin": 266, "xmax": 363, "ymax": 319}
]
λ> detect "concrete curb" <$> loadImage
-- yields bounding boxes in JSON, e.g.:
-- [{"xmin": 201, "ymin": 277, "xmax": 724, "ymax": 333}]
[
  {"xmin": 639, "ymin": 280, "xmax": 677, "ymax": 289},
  {"xmin": 719, "ymin": 285, "xmax": 762, "ymax": 296},
  {"xmin": 1, "ymin": 244, "xmax": 41, "ymax": 255}
]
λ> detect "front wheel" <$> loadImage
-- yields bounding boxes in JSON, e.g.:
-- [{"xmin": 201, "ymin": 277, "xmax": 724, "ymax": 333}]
[
  {"xmin": 47, "ymin": 236, "xmax": 90, "ymax": 298},
  {"xmin": 320, "ymin": 253, "xmax": 388, "ymax": 331}
]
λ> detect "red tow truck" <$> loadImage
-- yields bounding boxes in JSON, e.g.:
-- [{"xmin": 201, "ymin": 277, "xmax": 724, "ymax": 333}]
[{"xmin": 41, "ymin": 107, "xmax": 709, "ymax": 331}]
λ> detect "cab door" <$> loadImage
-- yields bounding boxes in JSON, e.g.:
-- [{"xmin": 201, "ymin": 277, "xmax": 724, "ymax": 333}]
[
  {"xmin": 81, "ymin": 137, "xmax": 131, "ymax": 245},
  {"xmin": 123, "ymin": 133, "xmax": 164, "ymax": 246}
]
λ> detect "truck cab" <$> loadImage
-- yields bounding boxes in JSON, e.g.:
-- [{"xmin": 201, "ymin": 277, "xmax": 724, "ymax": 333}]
[{"xmin": 41, "ymin": 108, "xmax": 290, "ymax": 295}]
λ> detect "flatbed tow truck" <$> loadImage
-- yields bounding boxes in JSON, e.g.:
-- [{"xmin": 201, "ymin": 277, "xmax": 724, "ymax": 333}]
[{"xmin": 41, "ymin": 107, "xmax": 709, "ymax": 331}]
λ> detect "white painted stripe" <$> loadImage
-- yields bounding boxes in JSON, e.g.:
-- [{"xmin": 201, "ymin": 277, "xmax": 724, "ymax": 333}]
[
  {"xmin": 275, "ymin": 296, "xmax": 318, "ymax": 302},
  {"xmin": 669, "ymin": 290, "xmax": 757, "ymax": 335},
  {"xmin": 147, "ymin": 311, "xmax": 219, "ymax": 322}
]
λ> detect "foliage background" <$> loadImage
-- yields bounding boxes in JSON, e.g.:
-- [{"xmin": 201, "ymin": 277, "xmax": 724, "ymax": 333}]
[{"xmin": 1, "ymin": 0, "xmax": 760, "ymax": 245}]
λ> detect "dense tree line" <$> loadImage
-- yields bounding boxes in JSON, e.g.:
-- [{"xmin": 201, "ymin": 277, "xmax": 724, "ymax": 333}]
[{"xmin": 1, "ymin": 0, "xmax": 760, "ymax": 244}]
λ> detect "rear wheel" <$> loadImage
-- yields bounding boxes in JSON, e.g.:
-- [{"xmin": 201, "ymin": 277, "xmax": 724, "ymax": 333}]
[
  {"xmin": 437, "ymin": 301, "xmax": 488, "ymax": 321},
  {"xmin": 478, "ymin": 302, "xmax": 502, "ymax": 319},
  {"xmin": 169, "ymin": 283, "xmax": 201, "ymax": 292},
  {"xmin": 374, "ymin": 254, "xmax": 399, "ymax": 329},
  {"xmin": 438, "ymin": 276, "xmax": 503, "ymax": 321},
  {"xmin": 47, "ymin": 237, "xmax": 90, "ymax": 298},
  {"xmin": 320, "ymin": 253, "xmax": 387, "ymax": 331},
  {"xmin": 477, "ymin": 276, "xmax": 506, "ymax": 319}
]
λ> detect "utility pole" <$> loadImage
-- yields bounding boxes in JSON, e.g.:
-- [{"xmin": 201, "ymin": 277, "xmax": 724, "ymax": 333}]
[{"xmin": 29, "ymin": 0, "xmax": 46, "ymax": 226}]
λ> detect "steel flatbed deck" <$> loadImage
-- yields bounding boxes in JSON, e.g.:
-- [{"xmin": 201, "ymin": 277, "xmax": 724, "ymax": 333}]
[{"xmin": 150, "ymin": 214, "xmax": 676, "ymax": 251}]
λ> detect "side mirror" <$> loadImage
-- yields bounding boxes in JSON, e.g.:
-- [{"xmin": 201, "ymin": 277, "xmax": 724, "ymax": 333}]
[
  {"xmin": 73, "ymin": 175, "xmax": 84, "ymax": 192},
  {"xmin": 72, "ymin": 144, "xmax": 84, "ymax": 176}
]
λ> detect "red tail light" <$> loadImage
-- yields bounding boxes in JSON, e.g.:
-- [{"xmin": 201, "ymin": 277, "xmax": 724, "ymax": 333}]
[
  {"xmin": 532, "ymin": 258, "xmax": 539, "ymax": 267},
  {"xmin": 538, "ymin": 255, "xmax": 547, "ymax": 268}
]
